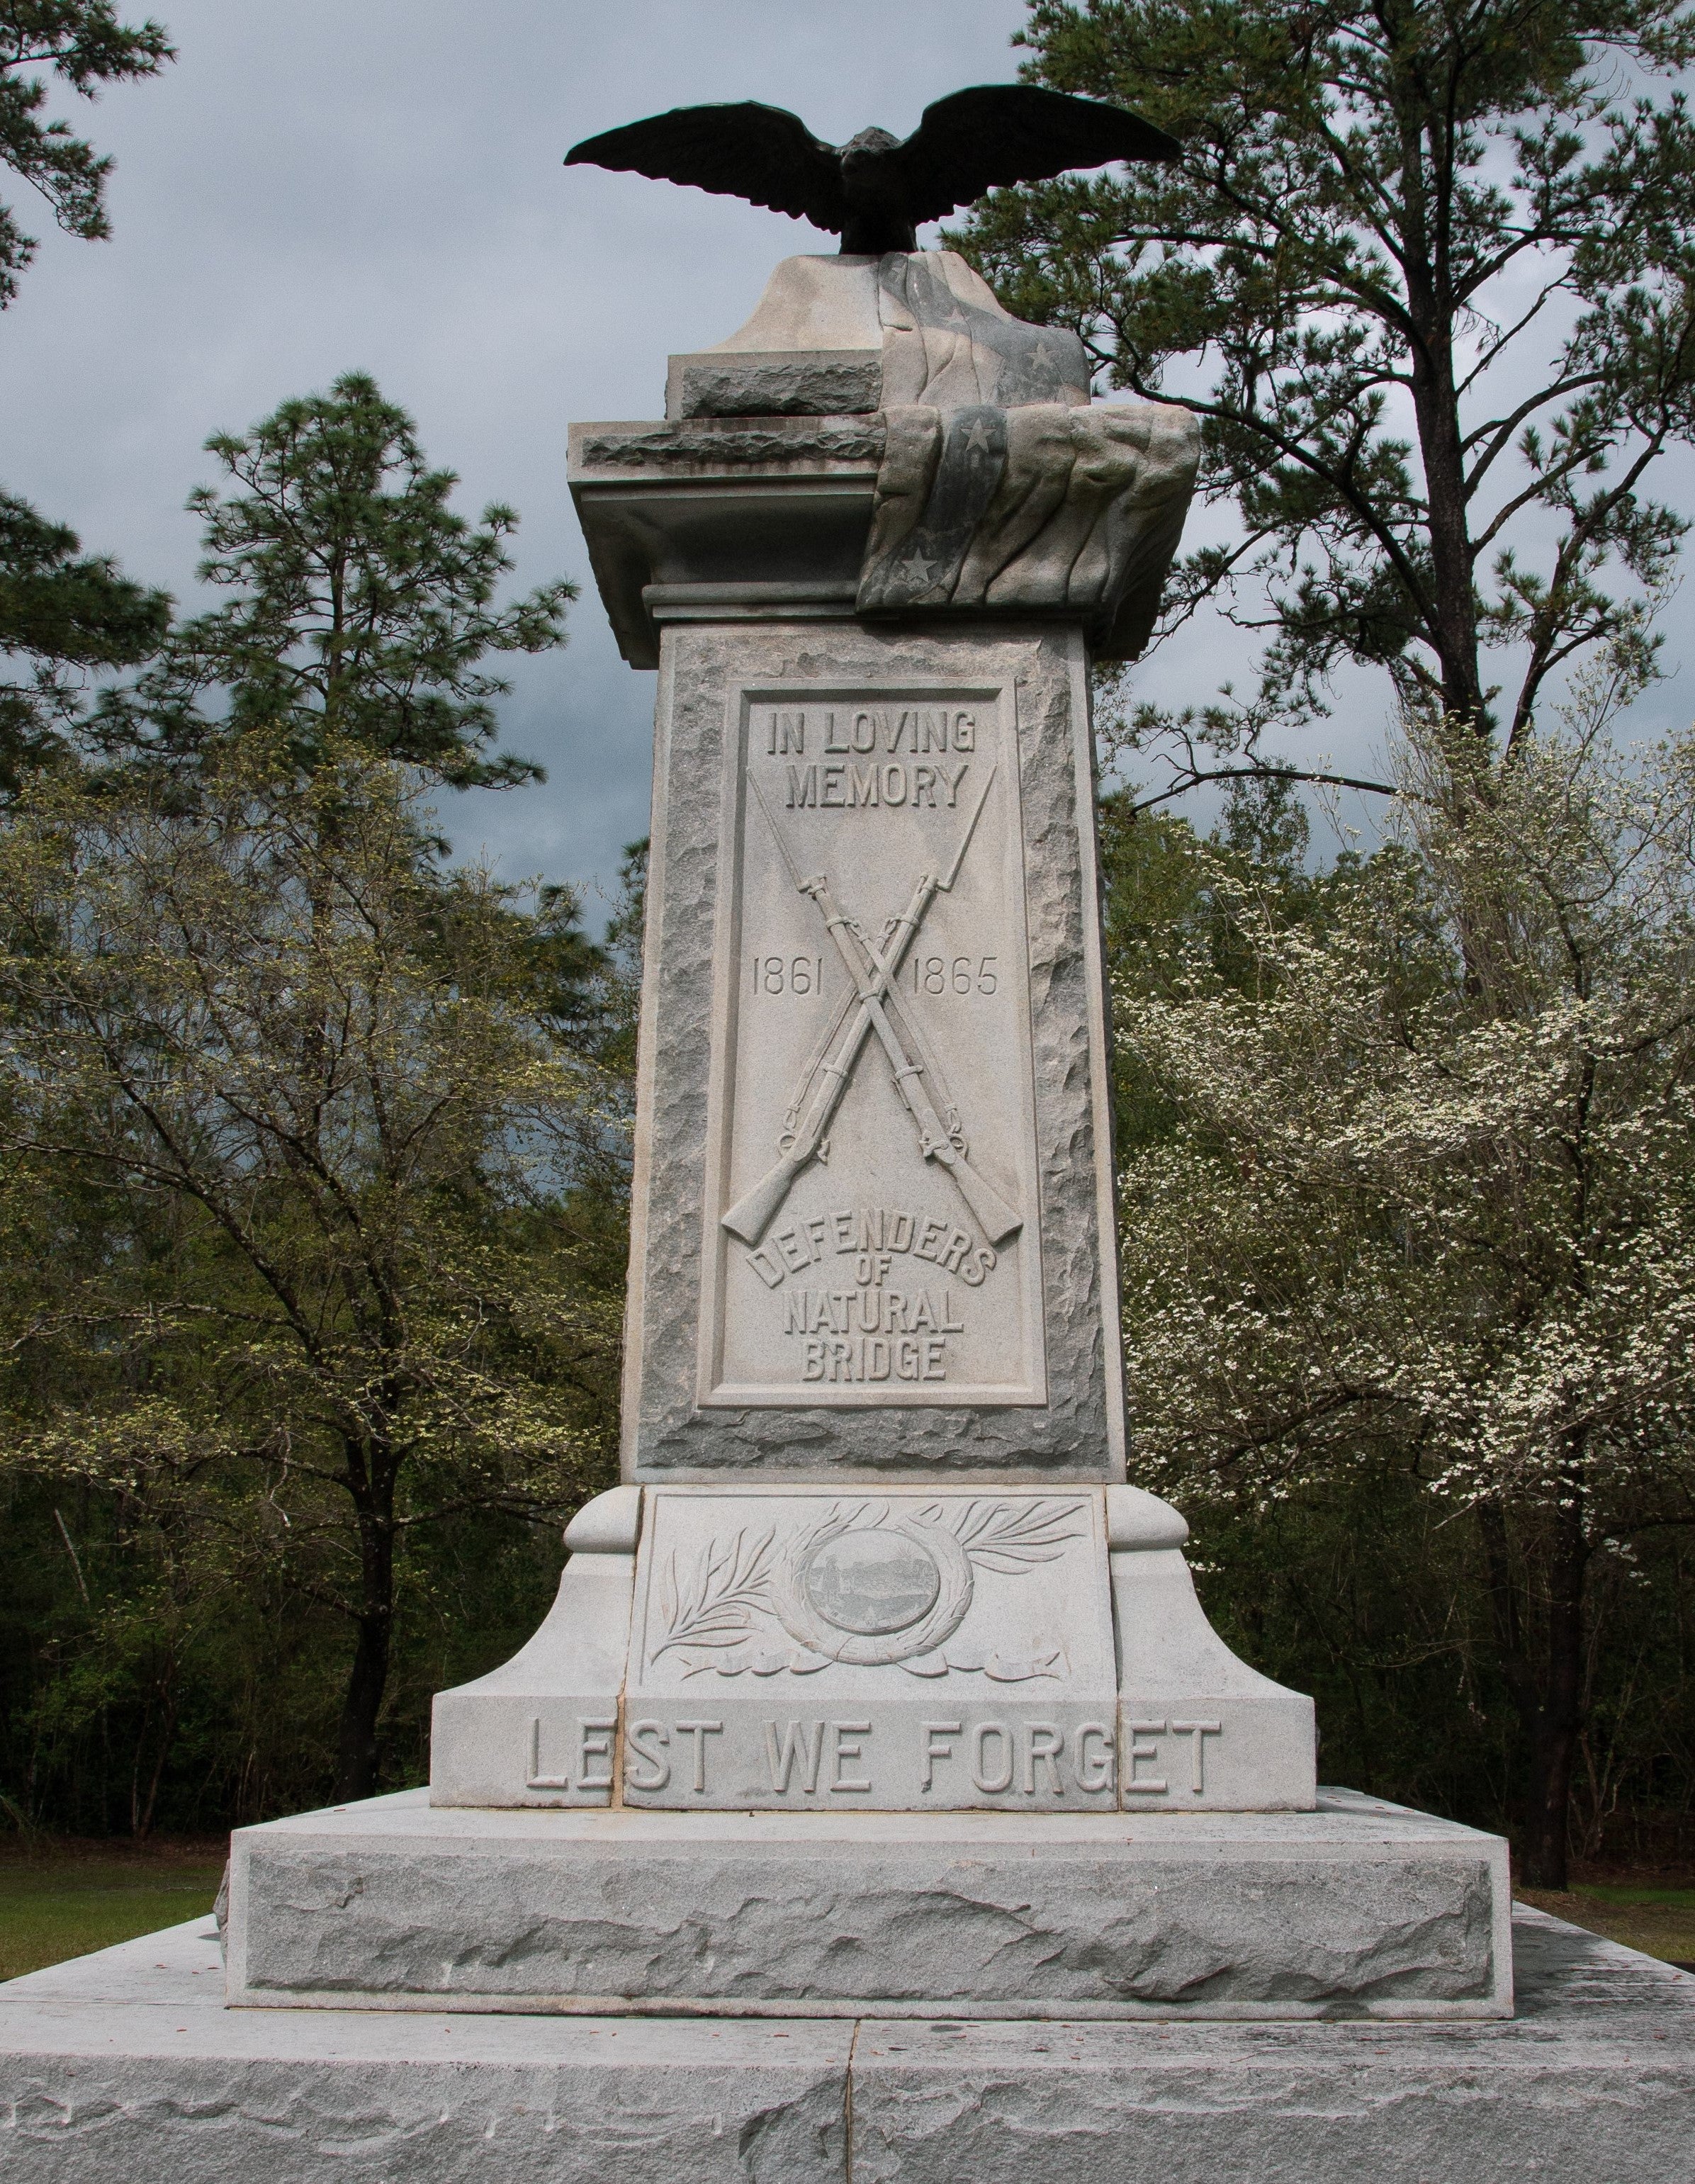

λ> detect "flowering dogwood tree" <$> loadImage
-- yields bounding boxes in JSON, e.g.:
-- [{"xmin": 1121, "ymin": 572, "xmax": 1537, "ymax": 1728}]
[{"xmin": 1115, "ymin": 709, "xmax": 1695, "ymax": 1884}]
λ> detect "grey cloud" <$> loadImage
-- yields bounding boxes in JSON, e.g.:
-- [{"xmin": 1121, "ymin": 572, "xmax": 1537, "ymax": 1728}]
[{"xmin": 6, "ymin": 0, "xmax": 1685, "ymax": 903}]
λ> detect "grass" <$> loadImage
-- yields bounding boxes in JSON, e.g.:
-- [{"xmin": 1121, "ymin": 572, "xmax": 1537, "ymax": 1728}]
[
  {"xmin": 2, "ymin": 1840, "xmax": 1694, "ymax": 1985},
  {"xmin": 0, "ymin": 1841, "xmax": 225, "ymax": 1983},
  {"xmin": 1514, "ymin": 1876, "xmax": 1695, "ymax": 1966}
]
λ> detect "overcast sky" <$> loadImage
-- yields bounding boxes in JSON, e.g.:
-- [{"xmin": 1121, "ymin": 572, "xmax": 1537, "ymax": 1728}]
[{"xmin": 4, "ymin": 1, "xmax": 1691, "ymax": 921}]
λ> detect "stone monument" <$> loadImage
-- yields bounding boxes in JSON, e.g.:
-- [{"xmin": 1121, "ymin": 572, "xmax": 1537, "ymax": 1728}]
[
  {"xmin": 14, "ymin": 96, "xmax": 1695, "ymax": 2184},
  {"xmin": 218, "ymin": 235, "xmax": 1513, "ymax": 2022}
]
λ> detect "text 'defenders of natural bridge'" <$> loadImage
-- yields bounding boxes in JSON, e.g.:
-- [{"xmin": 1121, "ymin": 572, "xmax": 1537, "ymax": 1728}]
[{"xmin": 699, "ymin": 684, "xmax": 1045, "ymax": 1408}]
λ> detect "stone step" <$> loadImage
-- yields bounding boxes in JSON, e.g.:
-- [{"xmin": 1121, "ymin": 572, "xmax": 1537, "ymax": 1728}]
[
  {"xmin": 224, "ymin": 1785, "xmax": 1509, "ymax": 2020},
  {"xmin": 4, "ymin": 1905, "xmax": 1691, "ymax": 2182}
]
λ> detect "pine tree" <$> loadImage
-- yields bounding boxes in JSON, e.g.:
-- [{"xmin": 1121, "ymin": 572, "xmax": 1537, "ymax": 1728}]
[
  {"xmin": 959, "ymin": 0, "xmax": 1695, "ymax": 796},
  {"xmin": 0, "ymin": 6, "xmax": 175, "ymax": 792},
  {"xmin": 0, "ymin": 1, "xmax": 173, "ymax": 306},
  {"xmin": 98, "ymin": 373, "xmax": 575, "ymax": 789},
  {"xmin": 0, "ymin": 490, "xmax": 167, "ymax": 792}
]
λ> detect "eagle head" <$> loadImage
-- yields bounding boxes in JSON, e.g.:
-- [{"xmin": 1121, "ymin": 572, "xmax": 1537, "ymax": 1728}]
[{"xmin": 841, "ymin": 127, "xmax": 902, "ymax": 173}]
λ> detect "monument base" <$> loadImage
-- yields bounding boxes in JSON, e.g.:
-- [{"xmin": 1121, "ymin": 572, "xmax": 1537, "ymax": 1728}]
[
  {"xmin": 4, "ymin": 1906, "xmax": 1691, "ymax": 2183},
  {"xmin": 223, "ymin": 1786, "xmax": 1509, "ymax": 2020},
  {"xmin": 427, "ymin": 1483, "xmax": 1321, "ymax": 1816}
]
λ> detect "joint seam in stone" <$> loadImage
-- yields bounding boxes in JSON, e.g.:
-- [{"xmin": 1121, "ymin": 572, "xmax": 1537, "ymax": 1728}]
[{"xmin": 845, "ymin": 2014, "xmax": 862, "ymax": 2184}]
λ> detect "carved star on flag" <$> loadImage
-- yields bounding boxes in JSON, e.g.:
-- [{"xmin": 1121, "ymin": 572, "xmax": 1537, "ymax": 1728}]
[
  {"xmin": 900, "ymin": 550, "xmax": 938, "ymax": 585},
  {"xmin": 963, "ymin": 419, "xmax": 996, "ymax": 456}
]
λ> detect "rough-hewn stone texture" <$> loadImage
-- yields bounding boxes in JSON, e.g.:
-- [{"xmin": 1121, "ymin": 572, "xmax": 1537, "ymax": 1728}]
[
  {"xmin": 668, "ymin": 351, "xmax": 884, "ymax": 420},
  {"xmin": 225, "ymin": 1789, "xmax": 1506, "ymax": 2017},
  {"xmin": 0, "ymin": 1921, "xmax": 850, "ymax": 2184},
  {"xmin": 3, "ymin": 1908, "xmax": 1690, "ymax": 2182},
  {"xmin": 848, "ymin": 1910, "xmax": 1695, "ymax": 2181}
]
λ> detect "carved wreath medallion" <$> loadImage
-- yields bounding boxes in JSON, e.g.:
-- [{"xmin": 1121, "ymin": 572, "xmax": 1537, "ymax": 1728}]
[
  {"xmin": 649, "ymin": 1497, "xmax": 1085, "ymax": 1679},
  {"xmin": 772, "ymin": 1503, "xmax": 974, "ymax": 1665}
]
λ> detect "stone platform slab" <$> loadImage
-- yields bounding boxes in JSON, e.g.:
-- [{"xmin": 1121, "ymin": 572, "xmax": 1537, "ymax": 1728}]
[
  {"xmin": 3, "ymin": 1907, "xmax": 1691, "ymax": 2183},
  {"xmin": 223, "ymin": 1786, "xmax": 1509, "ymax": 2020}
]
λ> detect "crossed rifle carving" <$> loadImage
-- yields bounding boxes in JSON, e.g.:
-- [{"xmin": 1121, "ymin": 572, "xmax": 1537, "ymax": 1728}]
[{"xmin": 721, "ymin": 768, "xmax": 1023, "ymax": 1251}]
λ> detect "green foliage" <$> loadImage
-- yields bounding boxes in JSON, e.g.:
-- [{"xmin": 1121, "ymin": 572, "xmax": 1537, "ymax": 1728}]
[
  {"xmin": 96, "ymin": 373, "xmax": 576, "ymax": 789},
  {"xmin": 0, "ymin": 488, "xmax": 169, "ymax": 794},
  {"xmin": 0, "ymin": 10, "xmax": 174, "ymax": 794},
  {"xmin": 0, "ymin": 1, "xmax": 173, "ymax": 307},
  {"xmin": 0, "ymin": 373, "xmax": 611, "ymax": 1823},
  {"xmin": 1102, "ymin": 709, "xmax": 1695, "ymax": 1879},
  {"xmin": 0, "ymin": 738, "xmax": 629, "ymax": 1823},
  {"xmin": 1176, "ymin": 1460, "xmax": 1695, "ymax": 1863},
  {"xmin": 959, "ymin": 0, "xmax": 1695, "ymax": 789},
  {"xmin": 1099, "ymin": 771, "xmax": 1321, "ymax": 1147}
]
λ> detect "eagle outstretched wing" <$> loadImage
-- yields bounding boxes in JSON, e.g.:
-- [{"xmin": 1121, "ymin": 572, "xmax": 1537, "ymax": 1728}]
[
  {"xmin": 893, "ymin": 84, "xmax": 1178, "ymax": 225},
  {"xmin": 565, "ymin": 102, "xmax": 848, "ymax": 232}
]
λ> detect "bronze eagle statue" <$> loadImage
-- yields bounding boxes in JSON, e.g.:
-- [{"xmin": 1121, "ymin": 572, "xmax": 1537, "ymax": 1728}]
[{"xmin": 565, "ymin": 84, "xmax": 1178, "ymax": 257}]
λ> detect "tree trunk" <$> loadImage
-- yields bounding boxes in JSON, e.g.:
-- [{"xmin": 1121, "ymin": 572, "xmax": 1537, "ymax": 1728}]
[
  {"xmin": 1521, "ymin": 1698, "xmax": 1580, "ymax": 1888},
  {"xmin": 335, "ymin": 1611, "xmax": 391, "ymax": 1801},
  {"xmin": 334, "ymin": 1456, "xmax": 395, "ymax": 1801},
  {"xmin": 1479, "ymin": 1495, "xmax": 1589, "ymax": 1889},
  {"xmin": 1521, "ymin": 1498, "xmax": 1588, "ymax": 1889},
  {"xmin": 1405, "ymin": 314, "xmax": 1487, "ymax": 731}
]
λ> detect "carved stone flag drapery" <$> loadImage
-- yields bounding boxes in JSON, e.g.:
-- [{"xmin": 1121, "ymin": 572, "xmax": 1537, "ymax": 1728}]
[{"xmin": 858, "ymin": 398, "xmax": 1200, "ymax": 655}]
